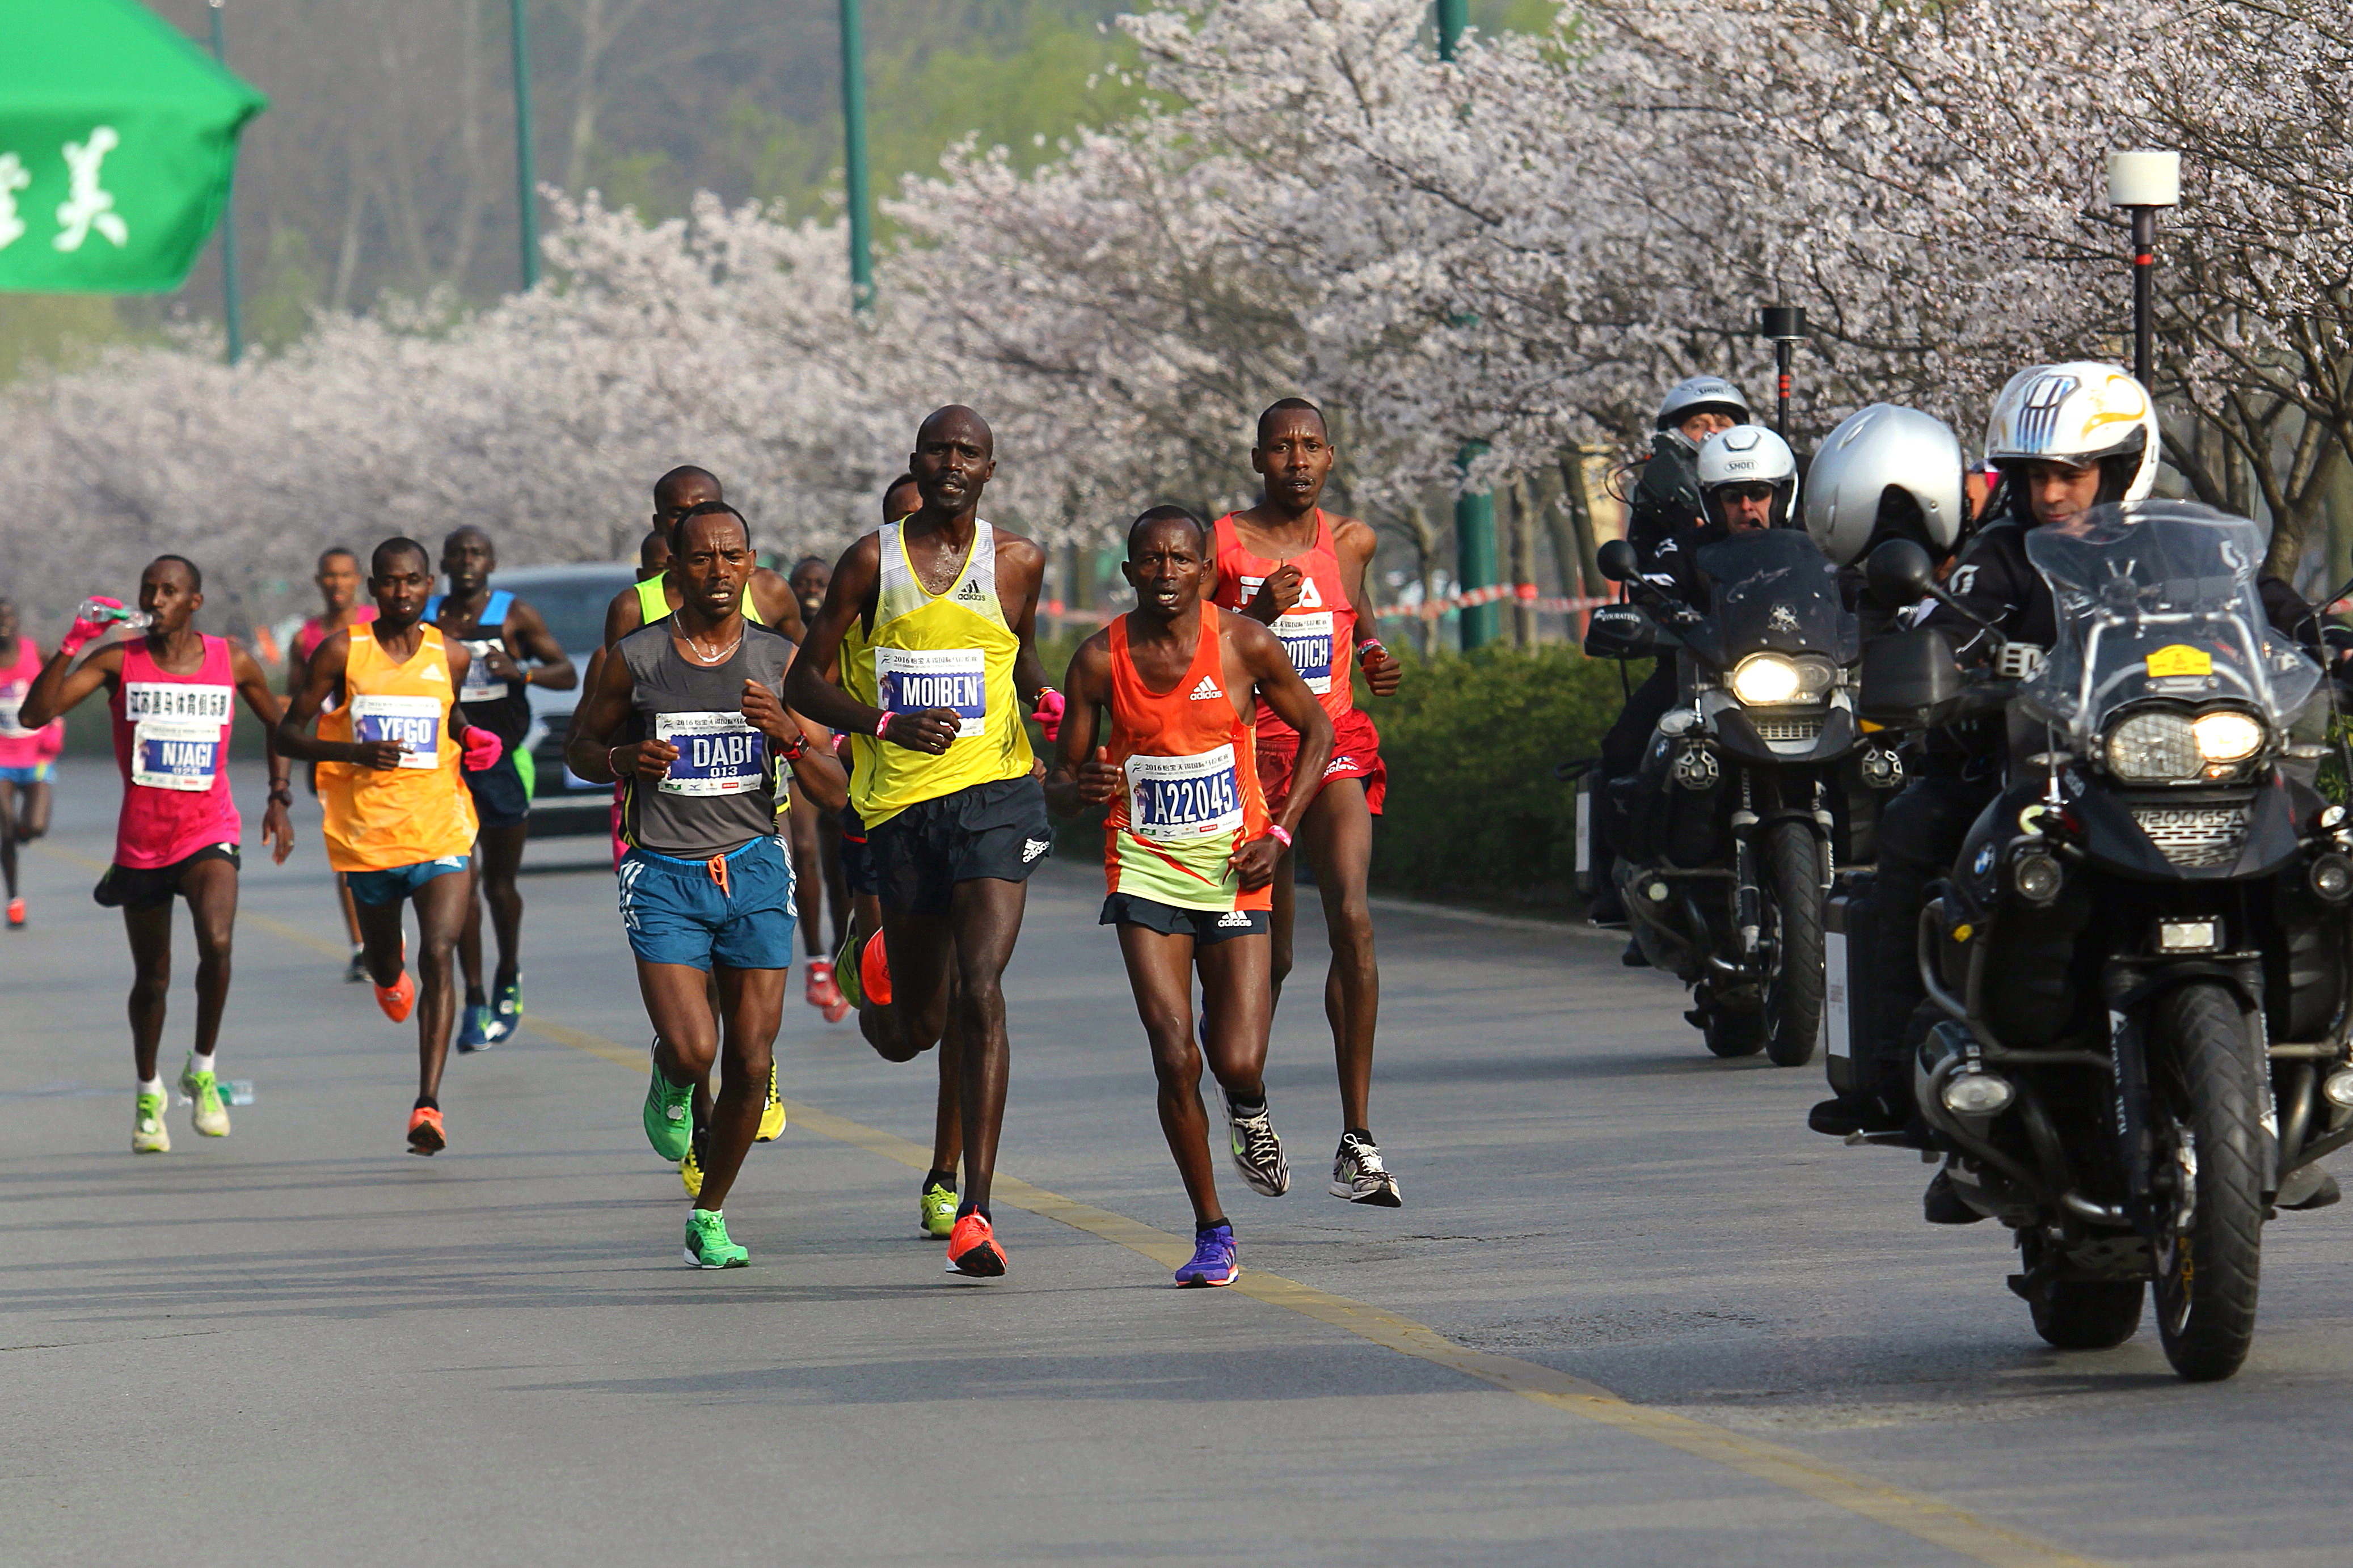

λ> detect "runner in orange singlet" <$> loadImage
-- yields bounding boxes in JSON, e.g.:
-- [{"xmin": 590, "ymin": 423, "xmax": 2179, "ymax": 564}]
[
  {"xmin": 1206, "ymin": 398, "xmax": 1406, "ymax": 1206},
  {"xmin": 1049, "ymin": 506, "xmax": 1331, "ymax": 1286}
]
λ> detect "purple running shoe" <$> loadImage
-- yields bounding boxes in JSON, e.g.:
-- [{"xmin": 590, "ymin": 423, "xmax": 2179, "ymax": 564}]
[{"xmin": 1174, "ymin": 1222, "xmax": 1239, "ymax": 1288}]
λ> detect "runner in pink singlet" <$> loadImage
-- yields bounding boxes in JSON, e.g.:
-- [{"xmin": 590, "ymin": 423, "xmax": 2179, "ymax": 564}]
[
  {"xmin": 18, "ymin": 555, "xmax": 294, "ymax": 1154},
  {"xmin": 0, "ymin": 598, "xmax": 65, "ymax": 927}
]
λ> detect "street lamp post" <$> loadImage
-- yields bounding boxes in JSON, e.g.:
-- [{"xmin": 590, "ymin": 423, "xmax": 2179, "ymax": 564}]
[
  {"xmin": 1434, "ymin": 0, "xmax": 1496, "ymax": 649},
  {"xmin": 840, "ymin": 0, "xmax": 874, "ymax": 314},
  {"xmin": 2106, "ymin": 150, "xmax": 2179, "ymax": 387},
  {"xmin": 206, "ymin": 0, "xmax": 244, "ymax": 365},
  {"xmin": 510, "ymin": 0, "xmax": 539, "ymax": 291},
  {"xmin": 1757, "ymin": 305, "xmax": 1807, "ymax": 438}
]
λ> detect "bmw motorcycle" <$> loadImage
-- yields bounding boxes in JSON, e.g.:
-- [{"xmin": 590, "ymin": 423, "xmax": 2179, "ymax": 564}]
[
  {"xmin": 1844, "ymin": 504, "xmax": 2350, "ymax": 1381},
  {"xmin": 1589, "ymin": 529, "xmax": 1886, "ymax": 1065}
]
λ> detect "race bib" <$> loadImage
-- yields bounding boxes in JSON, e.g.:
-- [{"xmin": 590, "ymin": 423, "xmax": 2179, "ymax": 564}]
[
  {"xmin": 1274, "ymin": 611, "xmax": 1335, "ymax": 694},
  {"xmin": 124, "ymin": 682, "xmax": 233, "ymax": 725},
  {"xmin": 458, "ymin": 639, "xmax": 508, "ymax": 705},
  {"xmin": 1125, "ymin": 745, "xmax": 1244, "ymax": 843},
  {"xmin": 874, "ymin": 647, "xmax": 988, "ymax": 739},
  {"xmin": 0, "ymin": 696, "xmax": 29, "ymax": 739},
  {"xmin": 130, "ymin": 719, "xmax": 222, "ymax": 791},
  {"xmin": 655, "ymin": 711, "xmax": 767, "ymax": 796},
  {"xmin": 351, "ymin": 693, "xmax": 443, "ymax": 770}
]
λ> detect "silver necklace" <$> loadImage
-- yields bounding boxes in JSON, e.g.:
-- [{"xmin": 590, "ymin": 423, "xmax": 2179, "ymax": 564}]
[{"xmin": 680, "ymin": 625, "xmax": 744, "ymax": 664}]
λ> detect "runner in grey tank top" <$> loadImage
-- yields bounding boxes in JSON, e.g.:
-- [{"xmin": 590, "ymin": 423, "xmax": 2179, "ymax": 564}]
[
  {"xmin": 566, "ymin": 501, "xmax": 847, "ymax": 1269},
  {"xmin": 615, "ymin": 622, "xmax": 795, "ymax": 857}
]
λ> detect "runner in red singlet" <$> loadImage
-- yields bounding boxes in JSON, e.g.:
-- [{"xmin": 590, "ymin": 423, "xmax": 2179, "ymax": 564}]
[
  {"xmin": 19, "ymin": 556, "xmax": 294, "ymax": 1153},
  {"xmin": 0, "ymin": 598, "xmax": 68, "ymax": 927},
  {"xmin": 288, "ymin": 547, "xmax": 378, "ymax": 980},
  {"xmin": 1206, "ymin": 398, "xmax": 1406, "ymax": 1206}
]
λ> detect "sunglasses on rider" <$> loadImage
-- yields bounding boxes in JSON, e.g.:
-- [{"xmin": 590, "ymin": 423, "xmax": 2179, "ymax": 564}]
[{"xmin": 1714, "ymin": 482, "xmax": 1778, "ymax": 503}]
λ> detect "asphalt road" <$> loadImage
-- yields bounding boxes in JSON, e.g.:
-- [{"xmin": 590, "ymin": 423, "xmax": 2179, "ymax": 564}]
[{"xmin": 5, "ymin": 759, "xmax": 2351, "ymax": 1567}]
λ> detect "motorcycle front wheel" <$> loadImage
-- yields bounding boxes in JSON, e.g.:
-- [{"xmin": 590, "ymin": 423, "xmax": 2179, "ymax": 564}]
[
  {"xmin": 2150, "ymin": 980, "xmax": 2265, "ymax": 1381},
  {"xmin": 1762, "ymin": 819, "xmax": 1824, "ymax": 1067}
]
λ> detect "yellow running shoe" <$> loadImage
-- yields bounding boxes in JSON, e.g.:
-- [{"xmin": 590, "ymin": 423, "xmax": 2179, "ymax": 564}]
[
  {"xmin": 132, "ymin": 1091, "xmax": 171, "ymax": 1154},
  {"xmin": 680, "ymin": 1129, "xmax": 707, "ymax": 1199},
  {"xmin": 756, "ymin": 1062, "xmax": 786, "ymax": 1143},
  {"xmin": 920, "ymin": 1180, "xmax": 957, "ymax": 1239}
]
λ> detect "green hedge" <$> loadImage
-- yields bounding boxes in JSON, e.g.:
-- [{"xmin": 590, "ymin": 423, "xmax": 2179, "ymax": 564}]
[{"xmin": 1362, "ymin": 647, "xmax": 1630, "ymax": 907}]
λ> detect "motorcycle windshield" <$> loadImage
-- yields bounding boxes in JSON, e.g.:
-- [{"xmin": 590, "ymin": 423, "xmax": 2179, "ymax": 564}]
[
  {"xmin": 1687, "ymin": 529, "xmax": 1857, "ymax": 667},
  {"xmin": 2020, "ymin": 501, "xmax": 2320, "ymax": 742}
]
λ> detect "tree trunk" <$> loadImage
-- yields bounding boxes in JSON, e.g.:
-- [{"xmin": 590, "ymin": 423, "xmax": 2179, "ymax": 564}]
[
  {"xmin": 1557, "ymin": 446, "xmax": 1606, "ymax": 598},
  {"xmin": 1509, "ymin": 477, "xmax": 1539, "ymax": 648},
  {"xmin": 1403, "ymin": 499, "xmax": 1441, "ymax": 658}
]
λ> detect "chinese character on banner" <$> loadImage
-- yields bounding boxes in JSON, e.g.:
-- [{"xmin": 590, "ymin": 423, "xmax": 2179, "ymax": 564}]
[{"xmin": 54, "ymin": 125, "xmax": 128, "ymax": 252}]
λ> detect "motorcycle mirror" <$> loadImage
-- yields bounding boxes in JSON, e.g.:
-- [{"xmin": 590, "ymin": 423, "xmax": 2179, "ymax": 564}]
[
  {"xmin": 1597, "ymin": 539, "xmax": 1638, "ymax": 583},
  {"xmin": 1865, "ymin": 539, "xmax": 1937, "ymax": 605}
]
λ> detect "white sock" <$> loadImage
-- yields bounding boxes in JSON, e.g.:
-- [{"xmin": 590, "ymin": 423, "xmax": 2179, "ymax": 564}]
[
  {"xmin": 191, "ymin": 1053, "xmax": 216, "ymax": 1077},
  {"xmin": 137, "ymin": 1076, "xmax": 163, "ymax": 1097}
]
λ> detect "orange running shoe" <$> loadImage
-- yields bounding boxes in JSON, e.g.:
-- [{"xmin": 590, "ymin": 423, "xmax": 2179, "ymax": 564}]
[
  {"xmin": 375, "ymin": 969, "xmax": 416, "ymax": 1024},
  {"xmin": 945, "ymin": 1210, "xmax": 1006, "ymax": 1278},
  {"xmin": 406, "ymin": 1105, "xmax": 445, "ymax": 1156},
  {"xmin": 859, "ymin": 932, "xmax": 893, "ymax": 1008},
  {"xmin": 806, "ymin": 958, "xmax": 849, "ymax": 1024},
  {"xmin": 5, "ymin": 896, "xmax": 23, "ymax": 928}
]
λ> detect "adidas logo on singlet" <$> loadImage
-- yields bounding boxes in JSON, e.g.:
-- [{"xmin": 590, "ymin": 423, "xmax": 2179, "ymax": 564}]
[
  {"xmin": 1187, "ymin": 677, "xmax": 1222, "ymax": 701},
  {"xmin": 955, "ymin": 579, "xmax": 987, "ymax": 603}
]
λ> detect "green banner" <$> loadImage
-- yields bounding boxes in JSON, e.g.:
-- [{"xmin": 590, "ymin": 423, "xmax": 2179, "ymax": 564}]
[{"xmin": 0, "ymin": 0, "xmax": 265, "ymax": 294}]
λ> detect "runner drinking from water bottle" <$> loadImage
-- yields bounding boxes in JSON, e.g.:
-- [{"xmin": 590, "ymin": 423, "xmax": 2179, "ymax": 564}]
[
  {"xmin": 428, "ymin": 526, "xmax": 575, "ymax": 1051},
  {"xmin": 785, "ymin": 406, "xmax": 1060, "ymax": 1278},
  {"xmin": 276, "ymin": 538, "xmax": 509, "ymax": 1156},
  {"xmin": 1208, "ymin": 399, "xmax": 1406, "ymax": 1206},
  {"xmin": 17, "ymin": 557, "xmax": 294, "ymax": 1153},
  {"xmin": 288, "ymin": 547, "xmax": 377, "ymax": 980},
  {"xmin": 567, "ymin": 502, "xmax": 846, "ymax": 1268},
  {"xmin": 1047, "ymin": 506, "xmax": 1333, "ymax": 1287},
  {"xmin": 0, "ymin": 598, "xmax": 68, "ymax": 928}
]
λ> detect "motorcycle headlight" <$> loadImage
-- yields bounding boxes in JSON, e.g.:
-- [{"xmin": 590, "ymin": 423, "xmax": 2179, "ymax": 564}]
[
  {"xmin": 2104, "ymin": 710, "xmax": 2199, "ymax": 783},
  {"xmin": 1730, "ymin": 653, "xmax": 1835, "ymax": 707},
  {"xmin": 2191, "ymin": 710, "xmax": 2265, "ymax": 764}
]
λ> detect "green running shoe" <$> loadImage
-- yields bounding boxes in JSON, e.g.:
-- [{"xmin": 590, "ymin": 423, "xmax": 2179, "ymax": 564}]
[
  {"xmin": 642, "ymin": 1067, "xmax": 694, "ymax": 1161},
  {"xmin": 832, "ymin": 920, "xmax": 865, "ymax": 1012},
  {"xmin": 684, "ymin": 1208, "xmax": 748, "ymax": 1268},
  {"xmin": 177, "ymin": 1054, "xmax": 230, "ymax": 1138},
  {"xmin": 132, "ymin": 1091, "xmax": 171, "ymax": 1154},
  {"xmin": 920, "ymin": 1180, "xmax": 957, "ymax": 1238}
]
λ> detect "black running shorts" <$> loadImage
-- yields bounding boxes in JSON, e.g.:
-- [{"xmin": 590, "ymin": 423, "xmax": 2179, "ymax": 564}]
[
  {"xmin": 93, "ymin": 843, "xmax": 241, "ymax": 912},
  {"xmin": 1100, "ymin": 892, "xmax": 1269, "ymax": 945},
  {"xmin": 865, "ymin": 775, "xmax": 1052, "ymax": 916}
]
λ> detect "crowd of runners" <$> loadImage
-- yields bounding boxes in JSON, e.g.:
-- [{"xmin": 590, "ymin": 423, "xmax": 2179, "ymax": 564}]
[{"xmin": 5, "ymin": 399, "xmax": 1407, "ymax": 1288}]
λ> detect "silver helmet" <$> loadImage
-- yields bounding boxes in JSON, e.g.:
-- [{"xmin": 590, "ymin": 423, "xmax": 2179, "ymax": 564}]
[
  {"xmin": 1696, "ymin": 424, "xmax": 1798, "ymax": 530},
  {"xmin": 1802, "ymin": 404, "xmax": 1966, "ymax": 566},
  {"xmin": 1655, "ymin": 375, "xmax": 1752, "ymax": 446}
]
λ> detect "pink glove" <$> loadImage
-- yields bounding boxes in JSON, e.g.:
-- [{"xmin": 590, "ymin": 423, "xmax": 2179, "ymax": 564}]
[
  {"xmin": 460, "ymin": 726, "xmax": 504, "ymax": 772},
  {"xmin": 61, "ymin": 597, "xmax": 124, "ymax": 656},
  {"xmin": 1034, "ymin": 688, "xmax": 1067, "ymax": 745}
]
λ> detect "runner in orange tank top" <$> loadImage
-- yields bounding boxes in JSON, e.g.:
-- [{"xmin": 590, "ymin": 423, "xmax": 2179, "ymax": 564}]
[
  {"xmin": 1205, "ymin": 398, "xmax": 1407, "ymax": 1207},
  {"xmin": 1048, "ymin": 506, "xmax": 1331, "ymax": 1287}
]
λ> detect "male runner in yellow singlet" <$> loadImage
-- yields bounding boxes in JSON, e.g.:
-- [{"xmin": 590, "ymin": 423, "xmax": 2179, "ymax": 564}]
[
  {"xmin": 786, "ymin": 406, "xmax": 1058, "ymax": 1278},
  {"xmin": 277, "ymin": 538, "xmax": 509, "ymax": 1155}
]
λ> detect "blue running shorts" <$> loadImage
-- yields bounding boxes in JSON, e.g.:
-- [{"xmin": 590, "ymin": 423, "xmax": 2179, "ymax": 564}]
[
  {"xmin": 618, "ymin": 834, "xmax": 798, "ymax": 971},
  {"xmin": 346, "ymin": 855, "xmax": 471, "ymax": 907}
]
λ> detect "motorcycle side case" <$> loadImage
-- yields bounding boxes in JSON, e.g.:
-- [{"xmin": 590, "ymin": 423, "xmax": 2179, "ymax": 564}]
[
  {"xmin": 1823, "ymin": 875, "xmax": 1881, "ymax": 1098},
  {"xmin": 1575, "ymin": 773, "xmax": 1592, "ymax": 893}
]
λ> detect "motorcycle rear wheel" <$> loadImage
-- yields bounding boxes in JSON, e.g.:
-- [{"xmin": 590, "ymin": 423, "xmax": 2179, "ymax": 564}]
[
  {"xmin": 2030, "ymin": 1279, "xmax": 2145, "ymax": 1351},
  {"xmin": 2150, "ymin": 981, "xmax": 2265, "ymax": 1382},
  {"xmin": 1762, "ymin": 820, "xmax": 1824, "ymax": 1067}
]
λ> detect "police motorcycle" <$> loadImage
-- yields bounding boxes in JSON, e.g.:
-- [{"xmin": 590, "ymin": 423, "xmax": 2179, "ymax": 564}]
[
  {"xmin": 1587, "ymin": 426, "xmax": 1861, "ymax": 1066},
  {"xmin": 1849, "ymin": 503, "xmax": 2348, "ymax": 1381}
]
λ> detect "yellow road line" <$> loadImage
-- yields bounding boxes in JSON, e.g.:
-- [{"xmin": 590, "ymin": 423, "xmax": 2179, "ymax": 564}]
[{"xmin": 36, "ymin": 838, "xmax": 2103, "ymax": 1567}]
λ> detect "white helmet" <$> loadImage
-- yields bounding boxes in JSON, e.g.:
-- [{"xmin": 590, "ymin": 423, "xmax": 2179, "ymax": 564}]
[
  {"xmin": 1655, "ymin": 375, "xmax": 1752, "ymax": 444},
  {"xmin": 1983, "ymin": 361, "xmax": 2160, "ymax": 522},
  {"xmin": 1802, "ymin": 404, "xmax": 1966, "ymax": 566},
  {"xmin": 1696, "ymin": 424, "xmax": 1798, "ymax": 530}
]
